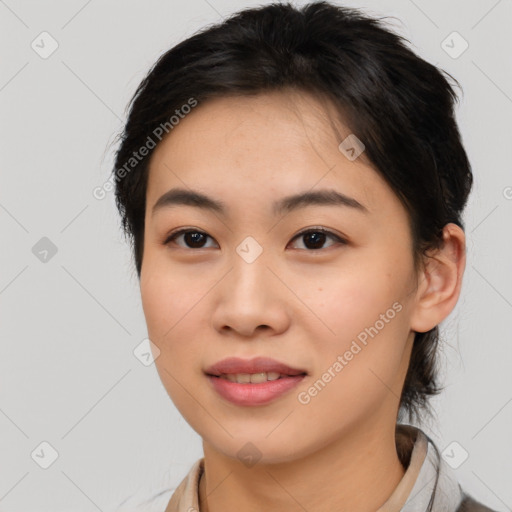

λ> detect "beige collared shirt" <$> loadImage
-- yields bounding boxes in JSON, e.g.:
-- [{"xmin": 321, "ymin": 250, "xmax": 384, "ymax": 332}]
[{"xmin": 112, "ymin": 424, "xmax": 466, "ymax": 512}]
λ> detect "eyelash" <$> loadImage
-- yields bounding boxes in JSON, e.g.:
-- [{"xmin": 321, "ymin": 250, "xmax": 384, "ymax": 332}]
[{"xmin": 162, "ymin": 227, "xmax": 347, "ymax": 251}]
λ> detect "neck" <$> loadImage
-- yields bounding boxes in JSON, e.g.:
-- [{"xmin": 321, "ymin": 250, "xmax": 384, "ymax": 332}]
[{"xmin": 199, "ymin": 418, "xmax": 406, "ymax": 512}]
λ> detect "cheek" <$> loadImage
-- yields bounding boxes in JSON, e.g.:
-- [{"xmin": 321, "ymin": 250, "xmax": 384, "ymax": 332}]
[
  {"xmin": 140, "ymin": 264, "xmax": 209, "ymax": 377},
  {"xmin": 140, "ymin": 273, "xmax": 172, "ymax": 342},
  {"xmin": 307, "ymin": 265, "xmax": 408, "ymax": 341},
  {"xmin": 140, "ymin": 268, "xmax": 206, "ymax": 418},
  {"xmin": 140, "ymin": 260, "xmax": 202, "ymax": 341},
  {"xmin": 300, "ymin": 256, "xmax": 414, "ymax": 399}
]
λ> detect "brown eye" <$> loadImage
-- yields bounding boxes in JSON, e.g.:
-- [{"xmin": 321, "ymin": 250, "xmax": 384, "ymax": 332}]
[
  {"xmin": 164, "ymin": 229, "xmax": 218, "ymax": 249},
  {"xmin": 163, "ymin": 227, "xmax": 346, "ymax": 251},
  {"xmin": 289, "ymin": 228, "xmax": 346, "ymax": 250}
]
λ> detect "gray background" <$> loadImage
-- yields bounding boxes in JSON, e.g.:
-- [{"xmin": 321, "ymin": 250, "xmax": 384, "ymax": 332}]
[{"xmin": 1, "ymin": 0, "xmax": 511, "ymax": 511}]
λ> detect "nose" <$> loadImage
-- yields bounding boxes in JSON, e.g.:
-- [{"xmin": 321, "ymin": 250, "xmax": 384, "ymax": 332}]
[{"xmin": 210, "ymin": 254, "xmax": 290, "ymax": 339}]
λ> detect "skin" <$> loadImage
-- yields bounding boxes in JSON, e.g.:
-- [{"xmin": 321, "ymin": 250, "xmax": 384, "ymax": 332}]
[{"xmin": 139, "ymin": 90, "xmax": 466, "ymax": 512}]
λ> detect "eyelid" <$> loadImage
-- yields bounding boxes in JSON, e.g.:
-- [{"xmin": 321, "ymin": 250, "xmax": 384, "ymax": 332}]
[
  {"xmin": 289, "ymin": 226, "xmax": 347, "ymax": 250},
  {"xmin": 162, "ymin": 226, "xmax": 348, "ymax": 249},
  {"xmin": 293, "ymin": 226, "xmax": 346, "ymax": 241},
  {"xmin": 162, "ymin": 227, "xmax": 216, "ymax": 247}
]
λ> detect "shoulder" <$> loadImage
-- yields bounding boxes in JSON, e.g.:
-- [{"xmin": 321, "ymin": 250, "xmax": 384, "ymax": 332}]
[{"xmin": 456, "ymin": 491, "xmax": 500, "ymax": 512}]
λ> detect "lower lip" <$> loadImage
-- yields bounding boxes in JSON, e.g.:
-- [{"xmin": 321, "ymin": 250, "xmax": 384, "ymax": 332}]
[{"xmin": 207, "ymin": 374, "xmax": 306, "ymax": 406}]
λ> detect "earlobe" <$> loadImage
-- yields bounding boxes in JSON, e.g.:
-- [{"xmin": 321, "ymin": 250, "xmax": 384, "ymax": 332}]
[{"xmin": 410, "ymin": 223, "xmax": 466, "ymax": 333}]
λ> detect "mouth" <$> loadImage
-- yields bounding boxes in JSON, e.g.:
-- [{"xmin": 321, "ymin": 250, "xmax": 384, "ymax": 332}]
[
  {"xmin": 204, "ymin": 356, "xmax": 308, "ymax": 379},
  {"xmin": 212, "ymin": 371, "xmax": 306, "ymax": 384},
  {"xmin": 204, "ymin": 357, "xmax": 308, "ymax": 406}
]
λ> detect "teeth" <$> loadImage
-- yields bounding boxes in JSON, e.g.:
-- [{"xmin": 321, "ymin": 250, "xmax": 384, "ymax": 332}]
[
  {"xmin": 250, "ymin": 372, "xmax": 276, "ymax": 383},
  {"xmin": 220, "ymin": 372, "xmax": 282, "ymax": 383}
]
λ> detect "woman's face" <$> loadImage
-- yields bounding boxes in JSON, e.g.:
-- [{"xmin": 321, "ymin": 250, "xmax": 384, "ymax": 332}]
[{"xmin": 140, "ymin": 91, "xmax": 421, "ymax": 463}]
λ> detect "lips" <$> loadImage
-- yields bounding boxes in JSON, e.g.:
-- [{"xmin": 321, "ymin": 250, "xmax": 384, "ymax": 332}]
[
  {"xmin": 204, "ymin": 356, "xmax": 307, "ymax": 406},
  {"xmin": 204, "ymin": 356, "xmax": 308, "ymax": 377}
]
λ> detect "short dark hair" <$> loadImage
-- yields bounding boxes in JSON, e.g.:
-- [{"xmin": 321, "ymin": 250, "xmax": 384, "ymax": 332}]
[{"xmin": 112, "ymin": 1, "xmax": 473, "ymax": 424}]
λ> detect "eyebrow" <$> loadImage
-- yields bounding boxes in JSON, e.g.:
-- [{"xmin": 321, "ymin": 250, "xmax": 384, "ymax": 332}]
[{"xmin": 151, "ymin": 187, "xmax": 368, "ymax": 218}]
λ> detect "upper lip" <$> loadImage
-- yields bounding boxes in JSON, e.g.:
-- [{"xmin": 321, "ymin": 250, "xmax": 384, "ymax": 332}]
[{"xmin": 205, "ymin": 357, "xmax": 307, "ymax": 376}]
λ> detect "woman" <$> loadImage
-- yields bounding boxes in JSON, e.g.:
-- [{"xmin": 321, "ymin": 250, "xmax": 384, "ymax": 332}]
[{"xmin": 110, "ymin": 2, "xmax": 497, "ymax": 511}]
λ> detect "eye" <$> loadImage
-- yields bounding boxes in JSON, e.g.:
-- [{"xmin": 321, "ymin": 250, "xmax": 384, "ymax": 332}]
[
  {"xmin": 163, "ymin": 227, "xmax": 347, "ymax": 251},
  {"xmin": 163, "ymin": 228, "xmax": 218, "ymax": 249},
  {"xmin": 289, "ymin": 227, "xmax": 347, "ymax": 250}
]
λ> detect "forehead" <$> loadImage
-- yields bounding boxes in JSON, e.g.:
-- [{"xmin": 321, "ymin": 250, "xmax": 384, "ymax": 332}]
[
  {"xmin": 145, "ymin": 91, "xmax": 395, "ymax": 218},
  {"xmin": 151, "ymin": 92, "xmax": 341, "ymax": 165}
]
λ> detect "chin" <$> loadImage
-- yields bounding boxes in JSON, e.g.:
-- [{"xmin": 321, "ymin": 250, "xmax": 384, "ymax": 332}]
[{"xmin": 204, "ymin": 431, "xmax": 314, "ymax": 467}]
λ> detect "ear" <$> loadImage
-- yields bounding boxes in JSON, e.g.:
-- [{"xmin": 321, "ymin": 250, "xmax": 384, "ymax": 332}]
[{"xmin": 410, "ymin": 223, "xmax": 466, "ymax": 333}]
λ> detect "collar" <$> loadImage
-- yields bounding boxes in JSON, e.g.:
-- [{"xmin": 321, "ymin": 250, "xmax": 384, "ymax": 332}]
[
  {"xmin": 378, "ymin": 424, "xmax": 464, "ymax": 511},
  {"xmin": 116, "ymin": 424, "xmax": 464, "ymax": 512}
]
